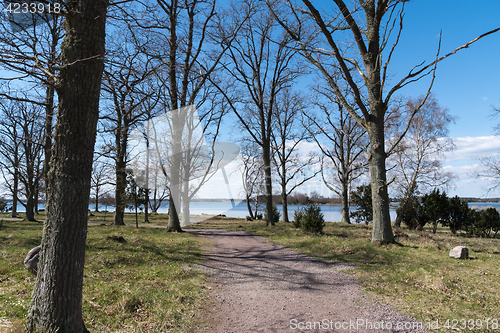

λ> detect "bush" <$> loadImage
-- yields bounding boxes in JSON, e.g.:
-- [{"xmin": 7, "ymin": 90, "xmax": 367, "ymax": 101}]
[
  {"xmin": 264, "ymin": 203, "xmax": 281, "ymax": 224},
  {"xmin": 296, "ymin": 204, "xmax": 325, "ymax": 234},
  {"xmin": 293, "ymin": 208, "xmax": 303, "ymax": 228},
  {"xmin": 419, "ymin": 189, "xmax": 449, "ymax": 233},
  {"xmin": 444, "ymin": 196, "xmax": 469, "ymax": 234},
  {"xmin": 398, "ymin": 196, "xmax": 421, "ymax": 230},
  {"xmin": 464, "ymin": 208, "xmax": 500, "ymax": 238},
  {"xmin": 350, "ymin": 184, "xmax": 372, "ymax": 224}
]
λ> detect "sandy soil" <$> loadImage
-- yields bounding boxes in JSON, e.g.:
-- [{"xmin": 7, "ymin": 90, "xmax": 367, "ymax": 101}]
[{"xmin": 187, "ymin": 228, "xmax": 428, "ymax": 333}]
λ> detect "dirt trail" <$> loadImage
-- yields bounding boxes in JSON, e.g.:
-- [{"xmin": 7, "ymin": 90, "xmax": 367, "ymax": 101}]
[{"xmin": 187, "ymin": 228, "xmax": 427, "ymax": 333}]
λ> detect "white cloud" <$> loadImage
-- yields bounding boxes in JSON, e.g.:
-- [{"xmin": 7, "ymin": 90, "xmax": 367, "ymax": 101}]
[{"xmin": 444, "ymin": 136, "xmax": 500, "ymax": 162}]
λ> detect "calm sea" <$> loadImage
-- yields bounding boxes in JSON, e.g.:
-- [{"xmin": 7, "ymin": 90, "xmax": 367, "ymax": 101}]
[{"xmin": 7, "ymin": 201, "xmax": 500, "ymax": 223}]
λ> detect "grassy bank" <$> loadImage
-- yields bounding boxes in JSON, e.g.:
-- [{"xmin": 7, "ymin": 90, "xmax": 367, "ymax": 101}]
[
  {"xmin": 190, "ymin": 218, "xmax": 500, "ymax": 333},
  {"xmin": 0, "ymin": 218, "xmax": 209, "ymax": 332}
]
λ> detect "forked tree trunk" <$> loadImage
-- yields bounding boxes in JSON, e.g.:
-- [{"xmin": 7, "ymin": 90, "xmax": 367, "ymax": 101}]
[{"xmin": 25, "ymin": 1, "xmax": 107, "ymax": 332}]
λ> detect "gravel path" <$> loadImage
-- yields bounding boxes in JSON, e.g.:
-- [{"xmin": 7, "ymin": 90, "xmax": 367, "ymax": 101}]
[{"xmin": 187, "ymin": 228, "xmax": 428, "ymax": 333}]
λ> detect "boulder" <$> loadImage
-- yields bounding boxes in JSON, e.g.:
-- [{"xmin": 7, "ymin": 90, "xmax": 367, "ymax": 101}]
[
  {"xmin": 24, "ymin": 245, "xmax": 41, "ymax": 275},
  {"xmin": 449, "ymin": 246, "xmax": 468, "ymax": 259}
]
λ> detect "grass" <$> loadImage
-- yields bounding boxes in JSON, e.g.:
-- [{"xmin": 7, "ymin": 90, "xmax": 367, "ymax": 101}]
[
  {"xmin": 188, "ymin": 218, "xmax": 500, "ymax": 333},
  {"xmin": 2, "ymin": 211, "xmax": 500, "ymax": 332},
  {"xmin": 0, "ymin": 217, "xmax": 210, "ymax": 333}
]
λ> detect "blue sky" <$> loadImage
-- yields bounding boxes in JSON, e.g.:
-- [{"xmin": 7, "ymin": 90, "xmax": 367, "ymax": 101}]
[
  {"xmin": 2, "ymin": 1, "xmax": 499, "ymax": 200},
  {"xmin": 217, "ymin": 1, "xmax": 500, "ymax": 199},
  {"xmin": 384, "ymin": 0, "xmax": 500, "ymax": 198}
]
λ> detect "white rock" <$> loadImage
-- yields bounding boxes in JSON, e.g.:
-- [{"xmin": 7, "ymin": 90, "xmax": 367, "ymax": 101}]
[{"xmin": 449, "ymin": 246, "xmax": 468, "ymax": 259}]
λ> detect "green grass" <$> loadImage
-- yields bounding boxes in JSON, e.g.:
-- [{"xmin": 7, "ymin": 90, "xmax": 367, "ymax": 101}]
[
  {"xmin": 188, "ymin": 218, "xmax": 500, "ymax": 333},
  {"xmin": 0, "ymin": 218, "xmax": 210, "ymax": 332}
]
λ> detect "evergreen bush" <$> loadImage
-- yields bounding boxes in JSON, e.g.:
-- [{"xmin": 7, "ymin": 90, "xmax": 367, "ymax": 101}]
[
  {"xmin": 299, "ymin": 204, "xmax": 325, "ymax": 234},
  {"xmin": 264, "ymin": 203, "xmax": 280, "ymax": 224}
]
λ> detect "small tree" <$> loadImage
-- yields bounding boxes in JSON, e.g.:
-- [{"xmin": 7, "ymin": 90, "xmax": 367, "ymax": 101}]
[
  {"xmin": 293, "ymin": 204, "xmax": 325, "ymax": 234},
  {"xmin": 125, "ymin": 170, "xmax": 148, "ymax": 228},
  {"xmin": 397, "ymin": 195, "xmax": 421, "ymax": 230},
  {"xmin": 465, "ymin": 208, "xmax": 500, "ymax": 238},
  {"xmin": 351, "ymin": 184, "xmax": 372, "ymax": 225},
  {"xmin": 264, "ymin": 203, "xmax": 281, "ymax": 225},
  {"xmin": 444, "ymin": 196, "xmax": 470, "ymax": 234},
  {"xmin": 419, "ymin": 189, "xmax": 449, "ymax": 233}
]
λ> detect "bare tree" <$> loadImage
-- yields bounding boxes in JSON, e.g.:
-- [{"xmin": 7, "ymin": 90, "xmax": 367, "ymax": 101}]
[
  {"xmin": 476, "ymin": 156, "xmax": 500, "ymax": 194},
  {"xmin": 131, "ymin": 0, "xmax": 247, "ymax": 231},
  {"xmin": 216, "ymin": 1, "xmax": 302, "ymax": 226},
  {"xmin": 0, "ymin": 99, "xmax": 45, "ymax": 221},
  {"xmin": 271, "ymin": 89, "xmax": 320, "ymax": 222},
  {"xmin": 90, "ymin": 154, "xmax": 114, "ymax": 212},
  {"xmin": 0, "ymin": 10, "xmax": 64, "ymax": 194},
  {"xmin": 387, "ymin": 94, "xmax": 455, "ymax": 227},
  {"xmin": 99, "ymin": 32, "xmax": 159, "ymax": 226},
  {"xmin": 25, "ymin": 0, "xmax": 108, "ymax": 331},
  {"xmin": 269, "ymin": 0, "xmax": 500, "ymax": 243},
  {"xmin": 307, "ymin": 88, "xmax": 368, "ymax": 224},
  {"xmin": 240, "ymin": 139, "xmax": 265, "ymax": 219}
]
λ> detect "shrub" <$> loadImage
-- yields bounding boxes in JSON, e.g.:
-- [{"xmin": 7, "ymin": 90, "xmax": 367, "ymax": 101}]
[
  {"xmin": 444, "ymin": 196, "xmax": 469, "ymax": 234},
  {"xmin": 350, "ymin": 184, "xmax": 372, "ymax": 224},
  {"xmin": 419, "ymin": 189, "xmax": 449, "ymax": 233},
  {"xmin": 264, "ymin": 203, "xmax": 281, "ymax": 224},
  {"xmin": 464, "ymin": 208, "xmax": 500, "ymax": 238},
  {"xmin": 398, "ymin": 196, "xmax": 422, "ymax": 230},
  {"xmin": 299, "ymin": 204, "xmax": 325, "ymax": 234},
  {"xmin": 293, "ymin": 208, "xmax": 303, "ymax": 228}
]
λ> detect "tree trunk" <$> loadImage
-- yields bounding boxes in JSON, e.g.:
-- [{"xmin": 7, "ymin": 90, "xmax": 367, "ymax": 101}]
[
  {"xmin": 135, "ymin": 200, "xmax": 138, "ymax": 229},
  {"xmin": 281, "ymin": 190, "xmax": 289, "ymax": 222},
  {"xmin": 246, "ymin": 197, "xmax": 255, "ymax": 220},
  {"xmin": 113, "ymin": 128, "xmax": 128, "ymax": 225},
  {"xmin": 144, "ymin": 190, "xmax": 149, "ymax": 222},
  {"xmin": 182, "ymin": 195, "xmax": 190, "ymax": 226},
  {"xmin": 25, "ymin": 193, "xmax": 35, "ymax": 222},
  {"xmin": 11, "ymin": 168, "xmax": 18, "ymax": 218},
  {"xmin": 341, "ymin": 178, "xmax": 350, "ymax": 224},
  {"xmin": 95, "ymin": 186, "xmax": 99, "ymax": 212},
  {"xmin": 167, "ymin": 195, "xmax": 182, "ymax": 232},
  {"xmin": 368, "ymin": 120, "xmax": 395, "ymax": 244},
  {"xmin": 262, "ymin": 142, "xmax": 274, "ymax": 226},
  {"xmin": 25, "ymin": 1, "xmax": 107, "ymax": 332},
  {"xmin": 43, "ymin": 81, "xmax": 55, "ymax": 195}
]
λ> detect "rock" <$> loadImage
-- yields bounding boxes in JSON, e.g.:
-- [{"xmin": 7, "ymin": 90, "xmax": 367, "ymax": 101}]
[
  {"xmin": 449, "ymin": 246, "xmax": 468, "ymax": 259},
  {"xmin": 24, "ymin": 245, "xmax": 41, "ymax": 275}
]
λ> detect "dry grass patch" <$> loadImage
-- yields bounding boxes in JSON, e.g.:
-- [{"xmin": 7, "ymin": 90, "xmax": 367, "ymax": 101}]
[{"xmin": 0, "ymin": 219, "xmax": 209, "ymax": 332}]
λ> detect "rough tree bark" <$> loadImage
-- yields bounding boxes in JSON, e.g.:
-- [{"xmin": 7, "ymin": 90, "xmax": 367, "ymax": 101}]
[{"xmin": 25, "ymin": 0, "xmax": 108, "ymax": 332}]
